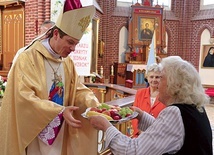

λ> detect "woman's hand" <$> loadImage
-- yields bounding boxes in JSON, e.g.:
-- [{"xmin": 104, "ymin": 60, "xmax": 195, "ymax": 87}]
[
  {"xmin": 63, "ymin": 106, "xmax": 82, "ymax": 128},
  {"xmin": 131, "ymin": 106, "xmax": 144, "ymax": 120},
  {"xmin": 89, "ymin": 115, "xmax": 112, "ymax": 131}
]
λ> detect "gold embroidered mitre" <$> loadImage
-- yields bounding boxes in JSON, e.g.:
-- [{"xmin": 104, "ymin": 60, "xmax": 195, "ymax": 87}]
[{"xmin": 56, "ymin": 0, "xmax": 95, "ymax": 40}]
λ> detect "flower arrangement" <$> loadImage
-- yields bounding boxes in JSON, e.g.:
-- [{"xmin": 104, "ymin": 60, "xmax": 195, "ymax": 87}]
[
  {"xmin": 0, "ymin": 76, "xmax": 7, "ymax": 98},
  {"xmin": 131, "ymin": 51, "xmax": 137, "ymax": 57},
  {"xmin": 130, "ymin": 51, "xmax": 138, "ymax": 61}
]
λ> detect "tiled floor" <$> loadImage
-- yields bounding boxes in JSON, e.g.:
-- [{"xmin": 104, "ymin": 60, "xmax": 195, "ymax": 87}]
[{"xmin": 205, "ymin": 104, "xmax": 214, "ymax": 152}]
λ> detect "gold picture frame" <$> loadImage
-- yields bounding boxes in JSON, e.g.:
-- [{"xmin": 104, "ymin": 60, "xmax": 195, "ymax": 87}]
[
  {"xmin": 128, "ymin": 5, "xmax": 164, "ymax": 47},
  {"xmin": 201, "ymin": 45, "xmax": 214, "ymax": 68}
]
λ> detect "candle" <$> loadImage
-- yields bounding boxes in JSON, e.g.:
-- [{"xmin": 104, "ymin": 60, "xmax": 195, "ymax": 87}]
[
  {"xmin": 111, "ymin": 65, "xmax": 114, "ymax": 76},
  {"xmin": 100, "ymin": 66, "xmax": 103, "ymax": 77}
]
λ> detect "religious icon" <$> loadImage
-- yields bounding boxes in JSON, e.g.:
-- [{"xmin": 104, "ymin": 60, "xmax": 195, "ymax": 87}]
[
  {"xmin": 202, "ymin": 46, "xmax": 214, "ymax": 67},
  {"xmin": 138, "ymin": 17, "xmax": 155, "ymax": 40}
]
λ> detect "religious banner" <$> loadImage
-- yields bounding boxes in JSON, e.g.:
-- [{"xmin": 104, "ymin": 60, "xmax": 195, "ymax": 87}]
[{"xmin": 69, "ymin": 22, "xmax": 93, "ymax": 76}]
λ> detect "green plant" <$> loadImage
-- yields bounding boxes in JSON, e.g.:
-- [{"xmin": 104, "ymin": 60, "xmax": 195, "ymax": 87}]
[{"xmin": 0, "ymin": 76, "xmax": 7, "ymax": 98}]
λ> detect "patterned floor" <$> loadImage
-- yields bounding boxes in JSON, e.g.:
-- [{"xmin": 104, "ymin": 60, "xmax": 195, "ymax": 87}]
[{"xmin": 205, "ymin": 104, "xmax": 214, "ymax": 152}]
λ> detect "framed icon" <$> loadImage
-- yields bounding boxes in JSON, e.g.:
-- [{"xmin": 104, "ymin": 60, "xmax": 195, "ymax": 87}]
[
  {"xmin": 128, "ymin": 5, "xmax": 164, "ymax": 47},
  {"xmin": 138, "ymin": 17, "xmax": 155, "ymax": 40},
  {"xmin": 201, "ymin": 45, "xmax": 214, "ymax": 68}
]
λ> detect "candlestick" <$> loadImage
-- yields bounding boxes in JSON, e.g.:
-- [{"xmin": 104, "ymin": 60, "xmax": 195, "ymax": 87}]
[
  {"xmin": 100, "ymin": 66, "xmax": 103, "ymax": 77},
  {"xmin": 111, "ymin": 65, "xmax": 114, "ymax": 76}
]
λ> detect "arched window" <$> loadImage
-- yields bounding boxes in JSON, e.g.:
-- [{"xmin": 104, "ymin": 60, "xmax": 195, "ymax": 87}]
[
  {"xmin": 203, "ymin": 0, "xmax": 214, "ymax": 5},
  {"xmin": 117, "ymin": 0, "xmax": 171, "ymax": 10},
  {"xmin": 200, "ymin": 0, "xmax": 214, "ymax": 10},
  {"xmin": 117, "ymin": 0, "xmax": 135, "ymax": 7},
  {"xmin": 153, "ymin": 0, "xmax": 171, "ymax": 10}
]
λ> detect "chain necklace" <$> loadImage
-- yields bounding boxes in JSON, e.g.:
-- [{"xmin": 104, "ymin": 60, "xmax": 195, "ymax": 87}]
[
  {"xmin": 150, "ymin": 90, "xmax": 158, "ymax": 98},
  {"xmin": 45, "ymin": 58, "xmax": 62, "ymax": 83}
]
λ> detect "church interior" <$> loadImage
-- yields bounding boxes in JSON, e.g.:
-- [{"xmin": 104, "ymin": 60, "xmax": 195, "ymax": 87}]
[
  {"xmin": 0, "ymin": 0, "xmax": 214, "ymax": 154},
  {"xmin": 0, "ymin": 0, "xmax": 214, "ymax": 88}
]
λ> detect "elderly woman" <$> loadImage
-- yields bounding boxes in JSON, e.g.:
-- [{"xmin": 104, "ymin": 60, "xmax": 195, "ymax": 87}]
[
  {"xmin": 89, "ymin": 56, "xmax": 213, "ymax": 155},
  {"xmin": 132, "ymin": 63, "xmax": 165, "ymax": 137}
]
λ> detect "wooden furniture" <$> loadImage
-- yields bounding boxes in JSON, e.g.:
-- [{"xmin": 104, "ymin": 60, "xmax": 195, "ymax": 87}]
[
  {"xmin": 128, "ymin": 5, "xmax": 166, "ymax": 50},
  {"xmin": 125, "ymin": 46, "xmax": 147, "ymax": 63},
  {"xmin": 110, "ymin": 75, "xmax": 114, "ymax": 84},
  {"xmin": 2, "ymin": 6, "xmax": 25, "ymax": 71},
  {"xmin": 113, "ymin": 63, "xmax": 127, "ymax": 85},
  {"xmin": 125, "ymin": 79, "xmax": 133, "ymax": 88},
  {"xmin": 125, "ymin": 51, "xmax": 145, "ymax": 63},
  {"xmin": 126, "ymin": 64, "xmax": 147, "ymax": 87},
  {"xmin": 95, "ymin": 77, "xmax": 104, "ymax": 83},
  {"xmin": 0, "ymin": 71, "xmax": 8, "ymax": 78},
  {"xmin": 126, "ymin": 4, "xmax": 168, "ymax": 64},
  {"xmin": 85, "ymin": 83, "xmax": 136, "ymax": 104}
]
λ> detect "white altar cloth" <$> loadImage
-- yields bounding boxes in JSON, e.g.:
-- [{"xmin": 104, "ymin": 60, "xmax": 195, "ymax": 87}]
[{"xmin": 126, "ymin": 64, "xmax": 147, "ymax": 72}]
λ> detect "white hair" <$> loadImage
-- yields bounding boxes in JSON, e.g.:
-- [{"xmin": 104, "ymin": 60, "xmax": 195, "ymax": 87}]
[
  {"xmin": 160, "ymin": 56, "xmax": 209, "ymax": 111},
  {"xmin": 146, "ymin": 63, "xmax": 161, "ymax": 78}
]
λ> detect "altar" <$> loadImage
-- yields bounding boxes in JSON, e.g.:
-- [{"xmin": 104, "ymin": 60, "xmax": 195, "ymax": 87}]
[
  {"xmin": 126, "ymin": 64, "xmax": 147, "ymax": 87},
  {"xmin": 124, "ymin": 2, "xmax": 167, "ymax": 88}
]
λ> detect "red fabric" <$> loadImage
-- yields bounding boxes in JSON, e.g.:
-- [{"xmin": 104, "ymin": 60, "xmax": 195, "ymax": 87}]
[
  {"xmin": 38, "ymin": 112, "xmax": 64, "ymax": 145},
  {"xmin": 64, "ymin": 0, "xmax": 82, "ymax": 12},
  {"xmin": 143, "ymin": 0, "xmax": 151, "ymax": 6},
  {"xmin": 132, "ymin": 87, "xmax": 166, "ymax": 137},
  {"xmin": 126, "ymin": 79, "xmax": 133, "ymax": 83},
  {"xmin": 2, "ymin": 77, "xmax": 7, "ymax": 82},
  {"xmin": 205, "ymin": 88, "xmax": 214, "ymax": 97}
]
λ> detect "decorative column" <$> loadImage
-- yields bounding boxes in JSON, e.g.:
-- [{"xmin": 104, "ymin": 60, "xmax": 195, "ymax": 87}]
[{"xmin": 99, "ymin": 89, "xmax": 106, "ymax": 103}]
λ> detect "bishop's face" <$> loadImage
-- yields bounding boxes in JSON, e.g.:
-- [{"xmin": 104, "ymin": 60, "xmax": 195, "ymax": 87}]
[{"xmin": 51, "ymin": 29, "xmax": 79, "ymax": 58}]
